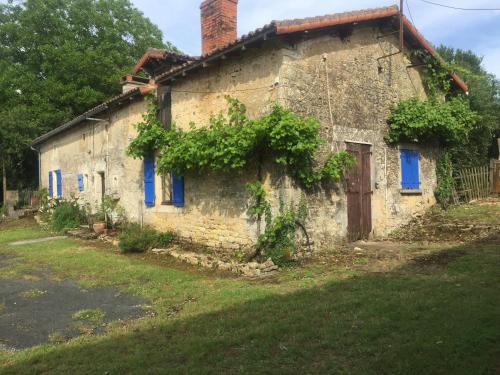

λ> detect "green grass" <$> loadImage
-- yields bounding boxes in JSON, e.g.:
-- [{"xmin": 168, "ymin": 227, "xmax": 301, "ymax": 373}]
[
  {"xmin": 0, "ymin": 219, "xmax": 499, "ymax": 374},
  {"xmin": 19, "ymin": 289, "xmax": 47, "ymax": 298},
  {"xmin": 72, "ymin": 309, "xmax": 105, "ymax": 323},
  {"xmin": 443, "ymin": 202, "xmax": 500, "ymax": 225}
]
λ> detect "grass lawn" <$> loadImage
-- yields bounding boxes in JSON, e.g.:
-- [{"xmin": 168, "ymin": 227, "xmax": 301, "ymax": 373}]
[
  {"xmin": 0, "ymin": 218, "xmax": 499, "ymax": 374},
  {"xmin": 443, "ymin": 200, "xmax": 500, "ymax": 225}
]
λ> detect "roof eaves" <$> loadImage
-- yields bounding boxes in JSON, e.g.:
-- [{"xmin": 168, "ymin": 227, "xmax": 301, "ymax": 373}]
[
  {"xmin": 131, "ymin": 49, "xmax": 167, "ymax": 75},
  {"xmin": 274, "ymin": 6, "xmax": 399, "ymax": 34},
  {"xmin": 155, "ymin": 23, "xmax": 277, "ymax": 83},
  {"xmin": 32, "ymin": 85, "xmax": 155, "ymax": 147},
  {"xmin": 402, "ymin": 16, "xmax": 468, "ymax": 93}
]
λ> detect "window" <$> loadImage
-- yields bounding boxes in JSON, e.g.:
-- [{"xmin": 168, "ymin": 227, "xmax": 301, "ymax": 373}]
[
  {"xmin": 172, "ymin": 172, "xmax": 185, "ymax": 208},
  {"xmin": 161, "ymin": 173, "xmax": 185, "ymax": 207},
  {"xmin": 48, "ymin": 171, "xmax": 53, "ymax": 197},
  {"xmin": 400, "ymin": 149, "xmax": 420, "ymax": 190},
  {"xmin": 157, "ymin": 86, "xmax": 172, "ymax": 129},
  {"xmin": 77, "ymin": 174, "xmax": 84, "ymax": 192},
  {"xmin": 143, "ymin": 156, "xmax": 155, "ymax": 207},
  {"xmin": 161, "ymin": 174, "xmax": 172, "ymax": 205},
  {"xmin": 55, "ymin": 169, "xmax": 62, "ymax": 197}
]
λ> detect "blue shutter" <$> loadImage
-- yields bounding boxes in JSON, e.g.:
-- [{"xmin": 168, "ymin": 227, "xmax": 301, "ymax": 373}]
[
  {"xmin": 48, "ymin": 171, "xmax": 53, "ymax": 197},
  {"xmin": 77, "ymin": 174, "xmax": 84, "ymax": 192},
  {"xmin": 55, "ymin": 169, "xmax": 62, "ymax": 197},
  {"xmin": 400, "ymin": 149, "xmax": 420, "ymax": 190},
  {"xmin": 144, "ymin": 156, "xmax": 155, "ymax": 207},
  {"xmin": 172, "ymin": 172, "xmax": 184, "ymax": 208}
]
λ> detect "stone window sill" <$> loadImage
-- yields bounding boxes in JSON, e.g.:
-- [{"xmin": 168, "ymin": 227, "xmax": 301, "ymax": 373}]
[
  {"xmin": 152, "ymin": 205, "xmax": 185, "ymax": 214},
  {"xmin": 399, "ymin": 189, "xmax": 422, "ymax": 195}
]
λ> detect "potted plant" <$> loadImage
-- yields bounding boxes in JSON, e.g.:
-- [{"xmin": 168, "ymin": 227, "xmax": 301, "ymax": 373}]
[{"xmin": 92, "ymin": 209, "xmax": 106, "ymax": 235}]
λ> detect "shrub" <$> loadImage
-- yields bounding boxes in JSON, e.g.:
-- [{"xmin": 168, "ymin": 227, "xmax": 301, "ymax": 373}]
[
  {"xmin": 50, "ymin": 200, "xmax": 85, "ymax": 232},
  {"xmin": 256, "ymin": 196, "xmax": 308, "ymax": 266},
  {"xmin": 0, "ymin": 204, "xmax": 8, "ymax": 220},
  {"xmin": 156, "ymin": 231, "xmax": 176, "ymax": 247},
  {"xmin": 118, "ymin": 224, "xmax": 175, "ymax": 253}
]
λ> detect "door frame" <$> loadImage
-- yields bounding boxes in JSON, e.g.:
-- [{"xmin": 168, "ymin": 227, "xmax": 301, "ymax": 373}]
[{"xmin": 345, "ymin": 141, "xmax": 373, "ymax": 241}]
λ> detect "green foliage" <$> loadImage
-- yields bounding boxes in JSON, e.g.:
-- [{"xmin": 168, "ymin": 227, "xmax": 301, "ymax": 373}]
[
  {"xmin": 128, "ymin": 97, "xmax": 354, "ymax": 188},
  {"xmin": 156, "ymin": 231, "xmax": 176, "ymax": 248},
  {"xmin": 322, "ymin": 152, "xmax": 357, "ymax": 181},
  {"xmin": 0, "ymin": 0, "xmax": 176, "ymax": 186},
  {"xmin": 245, "ymin": 181, "xmax": 269, "ymax": 220},
  {"xmin": 50, "ymin": 200, "xmax": 86, "ymax": 232},
  {"xmin": 436, "ymin": 46, "xmax": 500, "ymax": 168},
  {"xmin": 101, "ymin": 195, "xmax": 126, "ymax": 229},
  {"xmin": 118, "ymin": 223, "xmax": 175, "ymax": 253},
  {"xmin": 414, "ymin": 50, "xmax": 454, "ymax": 96},
  {"xmin": 119, "ymin": 224, "xmax": 159, "ymax": 253},
  {"xmin": 435, "ymin": 152, "xmax": 455, "ymax": 207},
  {"xmin": 256, "ymin": 195, "xmax": 308, "ymax": 266},
  {"xmin": 386, "ymin": 97, "xmax": 477, "ymax": 145},
  {"xmin": 0, "ymin": 204, "xmax": 8, "ymax": 220}
]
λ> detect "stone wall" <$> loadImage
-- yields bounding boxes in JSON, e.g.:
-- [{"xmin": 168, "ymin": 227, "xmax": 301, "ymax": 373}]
[
  {"xmin": 143, "ymin": 25, "xmax": 439, "ymax": 251},
  {"xmin": 39, "ymin": 99, "xmax": 148, "ymax": 222},
  {"xmin": 143, "ymin": 42, "xmax": 284, "ymax": 250},
  {"xmin": 39, "ymin": 24, "xmax": 439, "ymax": 253},
  {"xmin": 275, "ymin": 25, "xmax": 437, "ymax": 245}
]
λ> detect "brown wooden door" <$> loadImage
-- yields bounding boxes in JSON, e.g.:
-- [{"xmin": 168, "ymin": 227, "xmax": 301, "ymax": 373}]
[{"xmin": 346, "ymin": 143, "xmax": 372, "ymax": 240}]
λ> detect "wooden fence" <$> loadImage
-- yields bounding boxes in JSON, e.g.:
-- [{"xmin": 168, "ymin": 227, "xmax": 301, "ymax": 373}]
[{"xmin": 453, "ymin": 165, "xmax": 491, "ymax": 204}]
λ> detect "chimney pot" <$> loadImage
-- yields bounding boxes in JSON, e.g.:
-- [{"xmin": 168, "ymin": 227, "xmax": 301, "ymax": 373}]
[{"xmin": 200, "ymin": 0, "xmax": 238, "ymax": 55}]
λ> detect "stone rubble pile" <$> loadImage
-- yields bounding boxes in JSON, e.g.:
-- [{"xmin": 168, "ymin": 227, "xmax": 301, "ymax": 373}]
[{"xmin": 152, "ymin": 247, "xmax": 279, "ymax": 277}]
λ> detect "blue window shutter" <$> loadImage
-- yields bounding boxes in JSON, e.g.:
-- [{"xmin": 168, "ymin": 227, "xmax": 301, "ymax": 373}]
[
  {"xmin": 77, "ymin": 174, "xmax": 84, "ymax": 192},
  {"xmin": 55, "ymin": 169, "xmax": 62, "ymax": 197},
  {"xmin": 400, "ymin": 149, "xmax": 420, "ymax": 190},
  {"xmin": 172, "ymin": 172, "xmax": 184, "ymax": 207},
  {"xmin": 144, "ymin": 156, "xmax": 155, "ymax": 207},
  {"xmin": 48, "ymin": 171, "xmax": 53, "ymax": 197}
]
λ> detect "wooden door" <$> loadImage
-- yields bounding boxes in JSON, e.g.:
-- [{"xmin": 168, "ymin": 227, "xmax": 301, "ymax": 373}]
[{"xmin": 346, "ymin": 143, "xmax": 372, "ymax": 240}]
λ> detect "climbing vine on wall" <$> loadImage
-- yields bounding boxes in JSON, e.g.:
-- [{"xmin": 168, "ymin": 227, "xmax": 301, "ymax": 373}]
[
  {"xmin": 127, "ymin": 96, "xmax": 355, "ymax": 189},
  {"xmin": 385, "ymin": 97, "xmax": 477, "ymax": 146},
  {"xmin": 435, "ymin": 151, "xmax": 455, "ymax": 207},
  {"xmin": 385, "ymin": 50, "xmax": 478, "ymax": 206}
]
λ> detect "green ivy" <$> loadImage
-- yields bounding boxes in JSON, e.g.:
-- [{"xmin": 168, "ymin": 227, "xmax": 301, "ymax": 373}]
[
  {"xmin": 414, "ymin": 50, "xmax": 454, "ymax": 96},
  {"xmin": 385, "ymin": 97, "xmax": 477, "ymax": 146},
  {"xmin": 256, "ymin": 195, "xmax": 309, "ymax": 266},
  {"xmin": 435, "ymin": 152, "xmax": 455, "ymax": 207},
  {"xmin": 128, "ymin": 97, "xmax": 355, "ymax": 188},
  {"xmin": 245, "ymin": 181, "xmax": 269, "ymax": 220}
]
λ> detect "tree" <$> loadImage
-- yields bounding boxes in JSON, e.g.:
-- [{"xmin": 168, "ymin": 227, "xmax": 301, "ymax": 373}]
[
  {"xmin": 0, "ymin": 0, "xmax": 177, "ymax": 192},
  {"xmin": 437, "ymin": 46, "xmax": 500, "ymax": 167}
]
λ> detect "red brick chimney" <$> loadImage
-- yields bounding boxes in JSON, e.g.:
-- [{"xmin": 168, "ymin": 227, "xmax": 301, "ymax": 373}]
[{"xmin": 200, "ymin": 0, "xmax": 238, "ymax": 55}]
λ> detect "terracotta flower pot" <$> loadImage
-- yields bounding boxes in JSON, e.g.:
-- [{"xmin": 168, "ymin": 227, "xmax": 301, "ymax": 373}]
[{"xmin": 93, "ymin": 222, "xmax": 106, "ymax": 235}]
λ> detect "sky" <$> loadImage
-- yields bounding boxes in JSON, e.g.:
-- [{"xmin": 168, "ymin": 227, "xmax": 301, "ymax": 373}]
[{"xmin": 130, "ymin": 0, "xmax": 500, "ymax": 78}]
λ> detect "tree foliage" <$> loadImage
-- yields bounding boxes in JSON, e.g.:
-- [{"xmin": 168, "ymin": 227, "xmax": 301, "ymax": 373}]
[
  {"xmin": 127, "ymin": 97, "xmax": 356, "ymax": 189},
  {"xmin": 0, "ymin": 0, "xmax": 175, "ymax": 186},
  {"xmin": 436, "ymin": 46, "xmax": 500, "ymax": 168},
  {"xmin": 386, "ymin": 97, "xmax": 477, "ymax": 145}
]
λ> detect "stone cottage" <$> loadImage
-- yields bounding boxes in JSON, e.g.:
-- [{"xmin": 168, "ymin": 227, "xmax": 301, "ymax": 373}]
[{"xmin": 32, "ymin": 1, "xmax": 467, "ymax": 251}]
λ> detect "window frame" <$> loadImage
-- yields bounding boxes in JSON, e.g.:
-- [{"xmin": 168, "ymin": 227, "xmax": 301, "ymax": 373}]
[{"xmin": 399, "ymin": 147, "xmax": 422, "ymax": 193}]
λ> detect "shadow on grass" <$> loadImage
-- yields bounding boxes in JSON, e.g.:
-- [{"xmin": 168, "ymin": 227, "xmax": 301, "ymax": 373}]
[{"xmin": 2, "ymin": 238, "xmax": 500, "ymax": 374}]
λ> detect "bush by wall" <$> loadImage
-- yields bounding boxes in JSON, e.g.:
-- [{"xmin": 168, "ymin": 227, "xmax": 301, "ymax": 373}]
[
  {"xmin": 119, "ymin": 223, "xmax": 175, "ymax": 253},
  {"xmin": 50, "ymin": 200, "xmax": 86, "ymax": 232}
]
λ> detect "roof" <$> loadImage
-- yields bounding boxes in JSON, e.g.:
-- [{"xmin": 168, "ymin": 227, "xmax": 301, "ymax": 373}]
[
  {"xmin": 32, "ymin": 85, "xmax": 155, "ymax": 147},
  {"xmin": 155, "ymin": 5, "xmax": 467, "ymax": 92},
  {"xmin": 131, "ymin": 48, "xmax": 197, "ymax": 76},
  {"xmin": 33, "ymin": 5, "xmax": 468, "ymax": 147}
]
